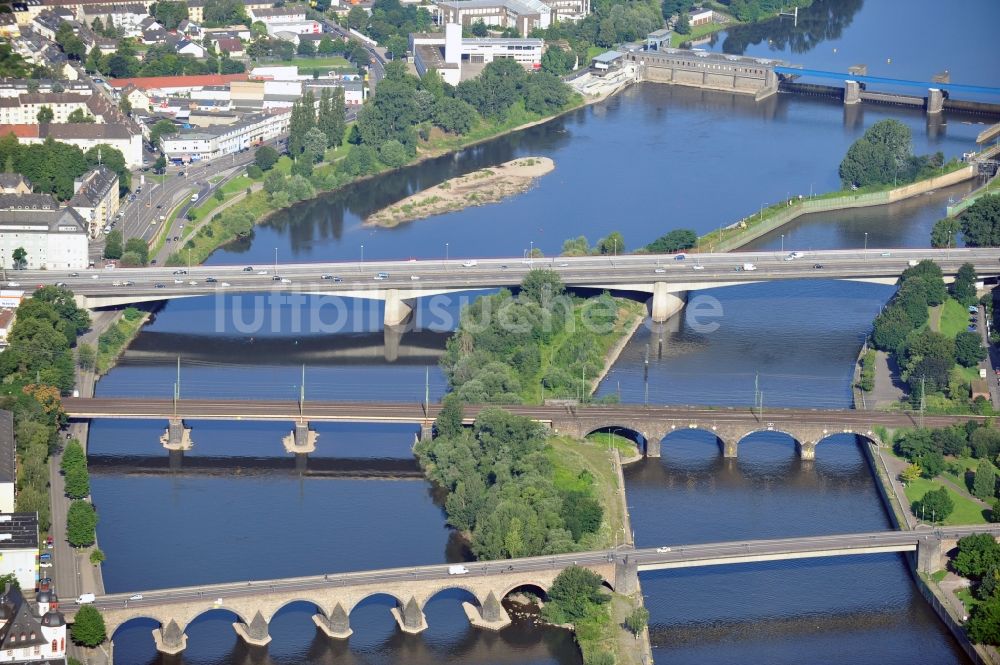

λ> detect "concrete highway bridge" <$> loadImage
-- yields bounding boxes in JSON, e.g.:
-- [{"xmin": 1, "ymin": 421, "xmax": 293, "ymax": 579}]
[
  {"xmin": 61, "ymin": 398, "xmax": 987, "ymax": 459},
  {"xmin": 17, "ymin": 248, "xmax": 1000, "ymax": 325},
  {"xmin": 65, "ymin": 526, "xmax": 1000, "ymax": 655}
]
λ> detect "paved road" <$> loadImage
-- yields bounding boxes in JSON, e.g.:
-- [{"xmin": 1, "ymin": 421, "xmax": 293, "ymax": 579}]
[
  {"xmin": 60, "ymin": 397, "xmax": 991, "ymax": 430},
  {"xmin": 12, "ymin": 248, "xmax": 1000, "ymax": 302},
  {"xmin": 61, "ymin": 525, "xmax": 1000, "ymax": 614}
]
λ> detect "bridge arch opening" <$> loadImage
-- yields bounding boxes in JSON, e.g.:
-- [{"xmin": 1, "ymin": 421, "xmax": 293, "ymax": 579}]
[
  {"xmin": 268, "ymin": 598, "xmax": 328, "ymax": 628},
  {"xmin": 500, "ymin": 582, "xmax": 549, "ymax": 604},
  {"xmin": 347, "ymin": 592, "xmax": 411, "ymax": 640},
  {"xmin": 585, "ymin": 427, "xmax": 644, "ymax": 456},
  {"xmin": 182, "ymin": 606, "xmax": 252, "ymax": 636},
  {"xmin": 659, "ymin": 427, "xmax": 728, "ymax": 461},
  {"xmin": 735, "ymin": 429, "xmax": 801, "ymax": 457},
  {"xmin": 108, "ymin": 617, "xmax": 164, "ymax": 664}
]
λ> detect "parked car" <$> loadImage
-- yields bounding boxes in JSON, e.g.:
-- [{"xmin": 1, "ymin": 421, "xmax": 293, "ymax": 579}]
[{"xmin": 243, "ymin": 266, "xmax": 254, "ymax": 272}]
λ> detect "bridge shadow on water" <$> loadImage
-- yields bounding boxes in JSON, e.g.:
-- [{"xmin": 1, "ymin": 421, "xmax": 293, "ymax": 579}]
[{"xmin": 88, "ymin": 454, "xmax": 423, "ymax": 479}]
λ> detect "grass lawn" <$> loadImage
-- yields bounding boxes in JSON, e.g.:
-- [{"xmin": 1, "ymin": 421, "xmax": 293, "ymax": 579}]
[
  {"xmin": 956, "ymin": 587, "xmax": 978, "ymax": 613},
  {"xmin": 903, "ymin": 476, "xmax": 988, "ymax": 525},
  {"xmin": 277, "ymin": 56, "xmax": 354, "ymax": 74},
  {"xmin": 586, "ymin": 432, "xmax": 641, "ymax": 458},
  {"xmin": 931, "ymin": 570, "xmax": 948, "ymax": 583},
  {"xmin": 671, "ymin": 22, "xmax": 727, "ymax": 47},
  {"xmin": 940, "ymin": 297, "xmax": 974, "ymax": 338},
  {"xmin": 548, "ymin": 436, "xmax": 628, "ymax": 549}
]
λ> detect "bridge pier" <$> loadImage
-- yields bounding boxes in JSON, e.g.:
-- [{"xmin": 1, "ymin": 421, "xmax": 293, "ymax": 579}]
[
  {"xmin": 651, "ymin": 284, "xmax": 686, "ymax": 324},
  {"xmin": 844, "ymin": 80, "xmax": 861, "ymax": 105},
  {"xmin": 384, "ymin": 324, "xmax": 404, "ymax": 362},
  {"xmin": 152, "ymin": 619, "xmax": 187, "ymax": 655},
  {"xmin": 796, "ymin": 440, "xmax": 817, "ymax": 461},
  {"xmin": 313, "ymin": 602, "xmax": 352, "ymax": 639},
  {"xmin": 722, "ymin": 438, "xmax": 738, "ymax": 458},
  {"xmin": 927, "ymin": 88, "xmax": 944, "ymax": 114},
  {"xmin": 463, "ymin": 591, "xmax": 511, "ymax": 630},
  {"xmin": 645, "ymin": 436, "xmax": 661, "ymax": 458},
  {"xmin": 384, "ymin": 290, "xmax": 414, "ymax": 328},
  {"xmin": 391, "ymin": 596, "xmax": 427, "ymax": 634},
  {"xmin": 233, "ymin": 610, "xmax": 271, "ymax": 647},
  {"xmin": 917, "ymin": 537, "xmax": 945, "ymax": 574},
  {"xmin": 283, "ymin": 422, "xmax": 317, "ymax": 454},
  {"xmin": 615, "ymin": 556, "xmax": 639, "ymax": 595},
  {"xmin": 160, "ymin": 418, "xmax": 192, "ymax": 451}
]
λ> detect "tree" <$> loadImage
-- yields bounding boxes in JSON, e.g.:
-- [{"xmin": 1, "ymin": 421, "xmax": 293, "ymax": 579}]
[
  {"xmin": 675, "ymin": 12, "xmax": 691, "ymax": 34},
  {"xmin": 288, "ymin": 92, "xmax": 317, "ymax": 157},
  {"xmin": 36, "ymin": 106, "xmax": 54, "ymax": 123},
  {"xmin": 67, "ymin": 500, "xmax": 98, "ymax": 547},
  {"xmin": 839, "ymin": 119, "xmax": 913, "ymax": 188},
  {"xmin": 955, "ymin": 330, "xmax": 987, "ymax": 368},
  {"xmin": 913, "ymin": 486, "xmax": 953, "ymax": 523},
  {"xmin": 624, "ymin": 606, "xmax": 649, "ymax": 637},
  {"xmin": 470, "ymin": 19, "xmax": 488, "ymax": 37},
  {"xmin": 254, "ymin": 145, "xmax": 280, "ymax": 171},
  {"xmin": 61, "ymin": 439, "xmax": 86, "ymax": 474},
  {"xmin": 103, "ymin": 230, "xmax": 123, "ymax": 260},
  {"xmin": 339, "ymin": 144, "xmax": 378, "ymax": 176},
  {"xmin": 67, "ymin": 108, "xmax": 95, "ymax": 123},
  {"xmin": 541, "ymin": 45, "xmax": 573, "ymax": 75},
  {"xmin": 89, "ymin": 548, "xmax": 105, "ymax": 565},
  {"xmin": 561, "ymin": 491, "xmax": 602, "ymax": 540},
  {"xmin": 202, "ymin": 0, "xmax": 247, "ymax": 26},
  {"xmin": 900, "ymin": 463, "xmax": 922, "ymax": 484},
  {"xmin": 297, "ymin": 39, "xmax": 315, "ymax": 56},
  {"xmin": 386, "ymin": 35, "xmax": 408, "ymax": 59},
  {"xmin": 434, "ymin": 393, "xmax": 464, "ymax": 439},
  {"xmin": 11, "ymin": 246, "xmax": 26, "ymax": 269},
  {"xmin": 77, "ymin": 343, "xmax": 96, "ymax": 370},
  {"xmin": 432, "ymin": 96, "xmax": 477, "ymax": 135},
  {"xmin": 969, "ymin": 596, "xmax": 1000, "ymax": 645},
  {"xmin": 149, "ymin": 119, "xmax": 178, "ymax": 147},
  {"xmin": 522, "ymin": 71, "xmax": 571, "ymax": 115},
  {"xmin": 153, "ymin": 0, "xmax": 189, "ymax": 29},
  {"xmin": 961, "ymin": 195, "xmax": 1000, "ymax": 248},
  {"xmin": 64, "ymin": 464, "xmax": 90, "ymax": 499},
  {"xmin": 302, "ymin": 126, "xmax": 328, "ymax": 163},
  {"xmin": 520, "ymin": 269, "xmax": 565, "ymax": 304},
  {"xmin": 595, "ymin": 231, "xmax": 624, "ymax": 255},
  {"xmin": 457, "ymin": 58, "xmax": 525, "ymax": 119},
  {"xmin": 319, "ymin": 87, "xmax": 345, "ymax": 148},
  {"xmin": 346, "ymin": 6, "xmax": 368, "ymax": 30},
  {"xmin": 123, "ymin": 237, "xmax": 149, "ymax": 265},
  {"xmin": 953, "ymin": 262, "xmax": 978, "ymax": 305},
  {"xmin": 931, "ymin": 217, "xmax": 960, "ymax": 248},
  {"xmin": 954, "ymin": 533, "xmax": 1000, "ymax": 579},
  {"xmin": 544, "ymin": 566, "xmax": 608, "ymax": 623},
  {"xmin": 378, "ymin": 139, "xmax": 408, "ymax": 168},
  {"xmin": 70, "ymin": 605, "xmax": 106, "ymax": 646},
  {"xmin": 974, "ymin": 460, "xmax": 997, "ymax": 501},
  {"xmin": 153, "ymin": 155, "xmax": 167, "ymax": 174},
  {"xmin": 317, "ymin": 36, "xmax": 336, "ymax": 55},
  {"xmin": 646, "ymin": 229, "xmax": 697, "ymax": 253}
]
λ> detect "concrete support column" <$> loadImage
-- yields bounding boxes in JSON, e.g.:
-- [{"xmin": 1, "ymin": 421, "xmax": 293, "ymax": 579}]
[
  {"xmin": 917, "ymin": 537, "xmax": 944, "ymax": 574},
  {"xmin": 927, "ymin": 88, "xmax": 944, "ymax": 114},
  {"xmin": 615, "ymin": 556, "xmax": 639, "ymax": 595},
  {"xmin": 645, "ymin": 435, "xmax": 661, "ymax": 458},
  {"xmin": 160, "ymin": 418, "xmax": 192, "ymax": 451},
  {"xmin": 283, "ymin": 421, "xmax": 317, "ymax": 454},
  {"xmin": 651, "ymin": 284, "xmax": 686, "ymax": 323},
  {"xmin": 463, "ymin": 591, "xmax": 512, "ymax": 630},
  {"xmin": 314, "ymin": 602, "xmax": 352, "ymax": 639},
  {"xmin": 383, "ymin": 324, "xmax": 404, "ymax": 363},
  {"xmin": 797, "ymin": 441, "xmax": 816, "ymax": 460},
  {"xmin": 844, "ymin": 80, "xmax": 861, "ymax": 105},
  {"xmin": 233, "ymin": 610, "xmax": 271, "ymax": 647},
  {"xmin": 152, "ymin": 620, "xmax": 187, "ymax": 655},
  {"xmin": 384, "ymin": 289, "xmax": 414, "ymax": 327},
  {"xmin": 721, "ymin": 438, "xmax": 738, "ymax": 458},
  {"xmin": 391, "ymin": 596, "xmax": 427, "ymax": 634}
]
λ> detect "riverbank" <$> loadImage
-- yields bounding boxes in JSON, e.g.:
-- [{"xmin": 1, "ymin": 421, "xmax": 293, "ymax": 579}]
[
  {"xmin": 167, "ymin": 98, "xmax": 585, "ymax": 267},
  {"xmin": 590, "ymin": 311, "xmax": 645, "ymax": 398},
  {"xmin": 365, "ymin": 157, "xmax": 555, "ymax": 227},
  {"xmin": 699, "ymin": 162, "xmax": 976, "ymax": 252},
  {"xmin": 95, "ymin": 308, "xmax": 150, "ymax": 375}
]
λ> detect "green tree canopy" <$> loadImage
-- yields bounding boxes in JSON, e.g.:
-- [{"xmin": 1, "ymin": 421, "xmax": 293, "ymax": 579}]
[
  {"xmin": 973, "ymin": 459, "xmax": 997, "ymax": 501},
  {"xmin": 961, "ymin": 195, "xmax": 1000, "ymax": 248},
  {"xmin": 67, "ymin": 500, "xmax": 98, "ymax": 547},
  {"xmin": 913, "ymin": 486, "xmax": 953, "ymax": 523},
  {"xmin": 646, "ymin": 229, "xmax": 697, "ymax": 253},
  {"xmin": 70, "ymin": 605, "xmax": 107, "ymax": 646},
  {"xmin": 544, "ymin": 566, "xmax": 608, "ymax": 623}
]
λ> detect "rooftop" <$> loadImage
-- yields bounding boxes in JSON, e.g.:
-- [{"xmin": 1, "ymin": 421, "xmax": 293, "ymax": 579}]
[
  {"xmin": 0, "ymin": 513, "xmax": 37, "ymax": 550},
  {"xmin": 592, "ymin": 50, "xmax": 623, "ymax": 63},
  {"xmin": 40, "ymin": 123, "xmax": 135, "ymax": 140},
  {"xmin": 0, "ymin": 207, "xmax": 87, "ymax": 233},
  {"xmin": 110, "ymin": 73, "xmax": 249, "ymax": 90},
  {"xmin": 0, "ymin": 193, "xmax": 59, "ymax": 210}
]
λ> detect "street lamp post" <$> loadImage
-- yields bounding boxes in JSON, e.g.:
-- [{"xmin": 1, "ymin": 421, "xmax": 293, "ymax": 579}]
[
  {"xmin": 864, "ymin": 232, "xmax": 868, "ymax": 261},
  {"xmin": 361, "ymin": 244, "xmax": 365, "ymax": 270},
  {"xmin": 273, "ymin": 247, "xmax": 277, "ymax": 275},
  {"xmin": 780, "ymin": 234, "xmax": 784, "ymax": 255},
  {"xmin": 445, "ymin": 242, "xmax": 449, "ymax": 267},
  {"xmin": 529, "ymin": 240, "xmax": 534, "ymax": 266}
]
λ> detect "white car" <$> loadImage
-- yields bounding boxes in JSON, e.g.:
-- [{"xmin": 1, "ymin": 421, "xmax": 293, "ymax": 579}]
[
  {"xmin": 654, "ymin": 268, "xmax": 666, "ymax": 274},
  {"xmin": 280, "ymin": 278, "xmax": 292, "ymax": 284},
  {"xmin": 220, "ymin": 282, "xmax": 231, "ymax": 287},
  {"xmin": 692, "ymin": 264, "xmax": 705, "ymax": 270},
  {"xmin": 129, "ymin": 594, "xmax": 143, "ymax": 601},
  {"xmin": 257, "ymin": 270, "xmax": 268, "ymax": 275},
  {"xmin": 91, "ymin": 274, "xmax": 100, "ymax": 280},
  {"xmin": 188, "ymin": 280, "xmax": 197, "ymax": 286},
  {"xmin": 656, "ymin": 546, "xmax": 671, "ymax": 553},
  {"xmin": 174, "ymin": 279, "xmax": 183, "ymax": 284},
  {"xmin": 410, "ymin": 275, "xmax": 420, "ymax": 281},
  {"xmin": 6, "ymin": 282, "xmax": 19, "ymax": 287}
]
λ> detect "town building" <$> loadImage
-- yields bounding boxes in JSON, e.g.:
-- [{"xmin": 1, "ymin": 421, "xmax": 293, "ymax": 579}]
[
  {"xmin": 67, "ymin": 165, "xmax": 119, "ymax": 237},
  {"xmin": 79, "ymin": 2, "xmax": 148, "ymax": 36},
  {"xmin": 411, "ymin": 24, "xmax": 542, "ymax": 85},
  {"xmin": 689, "ymin": 8, "xmax": 714, "ymax": 26},
  {"xmin": 0, "ymin": 14, "xmax": 21, "ymax": 38},
  {"xmin": 0, "ymin": 194, "xmax": 59, "ymax": 212},
  {"xmin": 0, "ymin": 207, "xmax": 88, "ymax": 269},
  {"xmin": 436, "ymin": 0, "xmax": 551, "ymax": 37},
  {"xmin": 0, "ymin": 175, "xmax": 33, "ymax": 195},
  {"xmin": 0, "ymin": 93, "xmax": 92, "ymax": 125},
  {"xmin": 160, "ymin": 109, "xmax": 291, "ymax": 163},
  {"xmin": 0, "ymin": 581, "xmax": 68, "ymax": 664},
  {"xmin": 0, "ymin": 411, "xmax": 13, "ymax": 513},
  {"xmin": 0, "ymin": 290, "xmax": 22, "ymax": 349},
  {"xmin": 0, "ymin": 515, "xmax": 38, "ymax": 592}
]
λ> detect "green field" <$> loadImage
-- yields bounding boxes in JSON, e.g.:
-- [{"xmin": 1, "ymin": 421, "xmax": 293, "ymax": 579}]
[
  {"xmin": 940, "ymin": 297, "xmax": 974, "ymax": 338},
  {"xmin": 277, "ymin": 56, "xmax": 354, "ymax": 74},
  {"xmin": 903, "ymin": 477, "xmax": 988, "ymax": 525}
]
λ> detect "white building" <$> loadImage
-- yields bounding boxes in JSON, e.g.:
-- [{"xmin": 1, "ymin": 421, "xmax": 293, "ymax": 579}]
[
  {"xmin": 436, "ymin": 0, "xmax": 551, "ymax": 36},
  {"xmin": 0, "ymin": 514, "xmax": 38, "ymax": 592},
  {"xmin": 0, "ymin": 93, "xmax": 92, "ymax": 126},
  {"xmin": 81, "ymin": 2, "xmax": 149, "ymax": 37},
  {"xmin": 67, "ymin": 166, "xmax": 119, "ymax": 237},
  {"xmin": 0, "ymin": 579, "xmax": 68, "ymax": 664},
  {"xmin": 161, "ymin": 109, "xmax": 291, "ymax": 163},
  {"xmin": 0, "ymin": 412, "xmax": 13, "ymax": 514},
  {"xmin": 0, "ymin": 208, "xmax": 89, "ymax": 270},
  {"xmin": 412, "ymin": 23, "xmax": 542, "ymax": 85}
]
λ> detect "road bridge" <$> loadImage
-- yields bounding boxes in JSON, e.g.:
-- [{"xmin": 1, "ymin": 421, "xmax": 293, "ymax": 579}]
[
  {"xmin": 66, "ymin": 527, "xmax": 1000, "ymax": 655},
  {"xmin": 14, "ymin": 248, "xmax": 1000, "ymax": 325},
  {"xmin": 61, "ymin": 398, "xmax": 988, "ymax": 460}
]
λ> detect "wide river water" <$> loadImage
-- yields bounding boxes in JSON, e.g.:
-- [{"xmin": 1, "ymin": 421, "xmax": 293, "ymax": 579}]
[{"xmin": 94, "ymin": 0, "xmax": 1000, "ymax": 662}]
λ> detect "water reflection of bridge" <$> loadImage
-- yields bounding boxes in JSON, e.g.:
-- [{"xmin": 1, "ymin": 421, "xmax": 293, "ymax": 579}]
[
  {"xmin": 87, "ymin": 454, "xmax": 423, "ymax": 478},
  {"xmin": 122, "ymin": 329, "xmax": 452, "ymax": 365}
]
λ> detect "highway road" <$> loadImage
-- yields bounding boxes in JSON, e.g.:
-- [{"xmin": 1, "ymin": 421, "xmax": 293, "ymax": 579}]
[
  {"xmin": 9, "ymin": 247, "xmax": 1000, "ymax": 301},
  {"xmin": 60, "ymin": 397, "xmax": 989, "ymax": 430},
  {"xmin": 63, "ymin": 526, "xmax": 1000, "ymax": 614}
]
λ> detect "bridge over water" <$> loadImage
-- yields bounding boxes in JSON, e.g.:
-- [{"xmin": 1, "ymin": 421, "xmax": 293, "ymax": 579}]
[
  {"xmin": 19, "ymin": 248, "xmax": 1000, "ymax": 325},
  {"xmin": 68, "ymin": 527, "xmax": 999, "ymax": 655},
  {"xmin": 63, "ymin": 398, "xmax": 987, "ymax": 459}
]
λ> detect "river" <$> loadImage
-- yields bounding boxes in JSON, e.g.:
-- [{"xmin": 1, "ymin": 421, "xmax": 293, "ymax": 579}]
[{"xmin": 93, "ymin": 0, "xmax": 1000, "ymax": 662}]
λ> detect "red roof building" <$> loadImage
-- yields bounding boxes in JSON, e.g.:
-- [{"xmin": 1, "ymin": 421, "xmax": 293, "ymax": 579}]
[{"xmin": 109, "ymin": 73, "xmax": 250, "ymax": 91}]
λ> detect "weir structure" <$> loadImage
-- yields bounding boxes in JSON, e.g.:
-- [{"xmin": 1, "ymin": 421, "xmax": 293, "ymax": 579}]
[{"xmin": 74, "ymin": 527, "xmax": 1000, "ymax": 656}]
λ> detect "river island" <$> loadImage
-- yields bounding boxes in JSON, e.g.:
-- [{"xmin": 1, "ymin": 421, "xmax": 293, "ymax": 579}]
[{"xmin": 365, "ymin": 157, "xmax": 555, "ymax": 227}]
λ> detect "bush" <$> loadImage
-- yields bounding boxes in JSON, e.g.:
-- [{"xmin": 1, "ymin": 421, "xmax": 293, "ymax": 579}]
[
  {"xmin": 89, "ymin": 548, "xmax": 105, "ymax": 565},
  {"xmin": 247, "ymin": 165, "xmax": 263, "ymax": 179}
]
